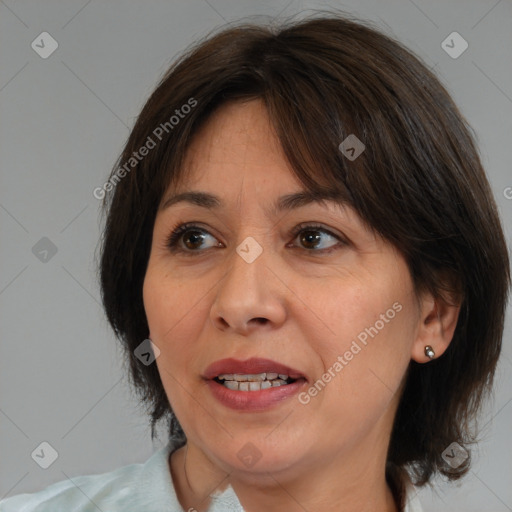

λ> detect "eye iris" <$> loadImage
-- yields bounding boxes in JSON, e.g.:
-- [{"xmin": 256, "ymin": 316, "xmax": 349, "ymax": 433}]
[
  {"xmin": 301, "ymin": 230, "xmax": 321, "ymax": 249},
  {"xmin": 184, "ymin": 231, "xmax": 204, "ymax": 249}
]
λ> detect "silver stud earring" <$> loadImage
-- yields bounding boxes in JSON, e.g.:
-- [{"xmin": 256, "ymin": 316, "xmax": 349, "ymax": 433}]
[{"xmin": 424, "ymin": 345, "xmax": 435, "ymax": 360}]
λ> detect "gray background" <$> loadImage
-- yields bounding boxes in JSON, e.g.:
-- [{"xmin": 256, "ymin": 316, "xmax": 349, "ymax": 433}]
[{"xmin": 1, "ymin": 1, "xmax": 511, "ymax": 510}]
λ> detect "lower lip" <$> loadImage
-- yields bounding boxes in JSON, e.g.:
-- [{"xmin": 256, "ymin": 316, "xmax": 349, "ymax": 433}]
[{"xmin": 206, "ymin": 379, "xmax": 307, "ymax": 411}]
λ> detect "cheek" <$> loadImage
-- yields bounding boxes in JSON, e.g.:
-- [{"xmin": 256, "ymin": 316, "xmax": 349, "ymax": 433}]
[
  {"xmin": 300, "ymin": 273, "xmax": 415, "ymax": 422},
  {"xmin": 143, "ymin": 263, "xmax": 208, "ymax": 358},
  {"xmin": 143, "ymin": 266, "xmax": 208, "ymax": 413},
  {"xmin": 302, "ymin": 270, "xmax": 410, "ymax": 357}
]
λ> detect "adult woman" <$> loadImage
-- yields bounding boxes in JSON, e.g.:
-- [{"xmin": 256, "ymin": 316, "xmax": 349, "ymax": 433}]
[{"xmin": 1, "ymin": 12, "xmax": 509, "ymax": 512}]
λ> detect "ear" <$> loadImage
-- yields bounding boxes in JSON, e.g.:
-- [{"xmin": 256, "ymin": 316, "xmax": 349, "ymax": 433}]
[{"xmin": 411, "ymin": 291, "xmax": 461, "ymax": 363}]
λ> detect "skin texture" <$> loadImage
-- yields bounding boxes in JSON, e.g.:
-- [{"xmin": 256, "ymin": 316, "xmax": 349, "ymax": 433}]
[{"xmin": 142, "ymin": 99, "xmax": 460, "ymax": 512}]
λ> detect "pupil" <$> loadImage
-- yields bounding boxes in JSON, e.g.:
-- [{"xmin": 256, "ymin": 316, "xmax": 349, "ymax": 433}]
[
  {"xmin": 302, "ymin": 231, "xmax": 320, "ymax": 248},
  {"xmin": 185, "ymin": 231, "xmax": 203, "ymax": 249}
]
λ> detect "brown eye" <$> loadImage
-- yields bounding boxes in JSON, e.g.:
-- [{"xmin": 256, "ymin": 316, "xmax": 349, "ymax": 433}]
[
  {"xmin": 182, "ymin": 230, "xmax": 206, "ymax": 250},
  {"xmin": 290, "ymin": 224, "xmax": 346, "ymax": 252},
  {"xmin": 166, "ymin": 223, "xmax": 221, "ymax": 253},
  {"xmin": 299, "ymin": 230, "xmax": 323, "ymax": 250}
]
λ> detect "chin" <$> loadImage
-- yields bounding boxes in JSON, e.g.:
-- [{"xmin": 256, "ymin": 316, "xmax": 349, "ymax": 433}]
[{"xmin": 208, "ymin": 436, "xmax": 308, "ymax": 478}]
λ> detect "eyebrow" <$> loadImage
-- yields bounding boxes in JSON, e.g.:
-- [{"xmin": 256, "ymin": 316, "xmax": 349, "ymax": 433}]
[{"xmin": 161, "ymin": 190, "xmax": 346, "ymax": 216}]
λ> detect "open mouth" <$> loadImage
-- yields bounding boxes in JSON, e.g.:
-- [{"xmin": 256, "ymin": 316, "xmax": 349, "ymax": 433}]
[
  {"xmin": 213, "ymin": 373, "xmax": 298, "ymax": 391},
  {"xmin": 204, "ymin": 358, "xmax": 307, "ymax": 410}
]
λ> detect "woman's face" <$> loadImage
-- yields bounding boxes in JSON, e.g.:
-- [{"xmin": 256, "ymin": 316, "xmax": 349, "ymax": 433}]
[{"xmin": 143, "ymin": 99, "xmax": 423, "ymax": 480}]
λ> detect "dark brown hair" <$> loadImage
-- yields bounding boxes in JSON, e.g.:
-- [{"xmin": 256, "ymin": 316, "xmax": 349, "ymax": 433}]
[{"xmin": 98, "ymin": 11, "xmax": 510, "ymax": 486}]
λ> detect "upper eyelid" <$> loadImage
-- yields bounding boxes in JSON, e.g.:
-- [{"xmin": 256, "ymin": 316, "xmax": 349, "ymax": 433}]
[{"xmin": 171, "ymin": 222, "xmax": 342, "ymax": 238}]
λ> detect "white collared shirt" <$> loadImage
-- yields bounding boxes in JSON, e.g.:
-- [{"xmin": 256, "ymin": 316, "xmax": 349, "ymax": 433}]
[{"xmin": 0, "ymin": 441, "xmax": 423, "ymax": 511}]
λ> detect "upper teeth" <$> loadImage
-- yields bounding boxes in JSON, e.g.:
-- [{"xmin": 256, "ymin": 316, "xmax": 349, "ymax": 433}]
[
  {"xmin": 217, "ymin": 373, "xmax": 289, "ymax": 382},
  {"xmin": 216, "ymin": 373, "xmax": 293, "ymax": 391}
]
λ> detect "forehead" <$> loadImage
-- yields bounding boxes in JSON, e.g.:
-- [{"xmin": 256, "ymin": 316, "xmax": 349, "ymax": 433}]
[
  {"xmin": 179, "ymin": 99, "xmax": 296, "ymax": 185},
  {"xmin": 161, "ymin": 100, "xmax": 341, "ymax": 216},
  {"xmin": 157, "ymin": 101, "xmax": 379, "ymax": 243},
  {"xmin": 160, "ymin": 99, "xmax": 356, "ymax": 221}
]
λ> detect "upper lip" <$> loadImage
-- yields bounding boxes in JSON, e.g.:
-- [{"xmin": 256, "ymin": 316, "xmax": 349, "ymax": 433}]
[{"xmin": 203, "ymin": 358, "xmax": 307, "ymax": 381}]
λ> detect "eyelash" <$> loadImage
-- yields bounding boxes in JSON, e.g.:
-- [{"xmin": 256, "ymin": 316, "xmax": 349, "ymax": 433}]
[{"xmin": 165, "ymin": 222, "xmax": 347, "ymax": 255}]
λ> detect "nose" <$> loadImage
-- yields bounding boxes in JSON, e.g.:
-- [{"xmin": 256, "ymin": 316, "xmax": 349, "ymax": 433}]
[{"xmin": 209, "ymin": 239, "xmax": 287, "ymax": 335}]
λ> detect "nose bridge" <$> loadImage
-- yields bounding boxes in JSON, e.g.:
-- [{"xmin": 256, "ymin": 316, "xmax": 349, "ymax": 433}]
[
  {"xmin": 221, "ymin": 233, "xmax": 269, "ymax": 305},
  {"xmin": 210, "ymin": 231, "xmax": 286, "ymax": 332}
]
